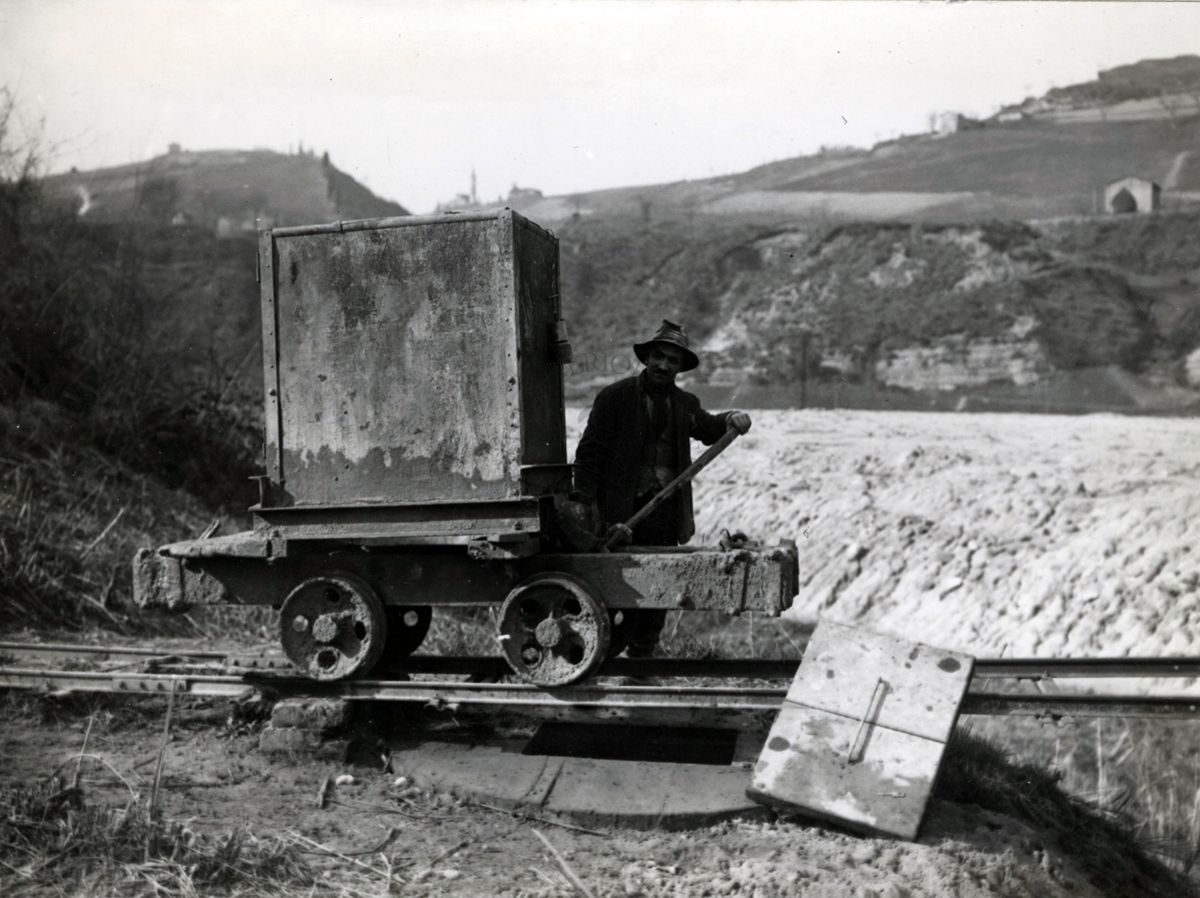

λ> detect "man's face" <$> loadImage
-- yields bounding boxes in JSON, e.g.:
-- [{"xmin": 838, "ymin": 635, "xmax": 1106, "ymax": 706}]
[{"xmin": 645, "ymin": 344, "xmax": 684, "ymax": 385}]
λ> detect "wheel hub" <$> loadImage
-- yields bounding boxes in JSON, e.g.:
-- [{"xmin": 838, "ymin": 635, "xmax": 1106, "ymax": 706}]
[
  {"xmin": 311, "ymin": 613, "xmax": 341, "ymax": 643},
  {"xmin": 534, "ymin": 617, "xmax": 564, "ymax": 649}
]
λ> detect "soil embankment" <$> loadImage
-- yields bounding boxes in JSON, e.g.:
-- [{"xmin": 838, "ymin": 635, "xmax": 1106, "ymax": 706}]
[{"xmin": 569, "ymin": 407, "xmax": 1200, "ymax": 661}]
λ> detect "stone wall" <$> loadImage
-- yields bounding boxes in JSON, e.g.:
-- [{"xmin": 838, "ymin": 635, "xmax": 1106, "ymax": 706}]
[
  {"xmin": 876, "ymin": 334, "xmax": 1048, "ymax": 391},
  {"xmin": 1186, "ymin": 346, "xmax": 1200, "ymax": 388}
]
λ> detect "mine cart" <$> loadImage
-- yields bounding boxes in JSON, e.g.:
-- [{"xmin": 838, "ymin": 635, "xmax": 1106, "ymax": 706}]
[{"xmin": 134, "ymin": 209, "xmax": 798, "ymax": 686}]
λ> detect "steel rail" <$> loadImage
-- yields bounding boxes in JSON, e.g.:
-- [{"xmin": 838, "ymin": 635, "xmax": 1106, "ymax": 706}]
[
  {"xmin": 6, "ymin": 642, "xmax": 1200, "ymax": 681},
  {"xmin": 0, "ymin": 641, "xmax": 231, "ymax": 661},
  {"xmin": 973, "ymin": 657, "xmax": 1200, "ymax": 679},
  {"xmin": 962, "ymin": 692, "xmax": 1200, "ymax": 718},
  {"xmin": 0, "ymin": 642, "xmax": 287, "ymax": 670},
  {"xmin": 4, "ymin": 665, "xmax": 1200, "ymax": 719},
  {"xmin": 388, "ymin": 655, "xmax": 1200, "ymax": 680}
]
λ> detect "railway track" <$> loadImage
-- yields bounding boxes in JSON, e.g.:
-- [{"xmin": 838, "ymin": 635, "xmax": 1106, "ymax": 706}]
[{"xmin": 2, "ymin": 641, "xmax": 1200, "ymax": 720}]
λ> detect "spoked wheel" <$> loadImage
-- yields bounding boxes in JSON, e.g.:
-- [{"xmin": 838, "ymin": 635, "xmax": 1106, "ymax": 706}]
[
  {"xmin": 498, "ymin": 574, "xmax": 610, "ymax": 687},
  {"xmin": 279, "ymin": 573, "xmax": 387, "ymax": 680},
  {"xmin": 385, "ymin": 606, "xmax": 432, "ymax": 658}
]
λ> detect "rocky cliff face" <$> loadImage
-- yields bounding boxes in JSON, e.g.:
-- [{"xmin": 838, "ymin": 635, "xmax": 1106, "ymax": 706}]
[
  {"xmin": 875, "ymin": 332, "xmax": 1048, "ymax": 392},
  {"xmin": 693, "ymin": 219, "xmax": 1178, "ymax": 401}
]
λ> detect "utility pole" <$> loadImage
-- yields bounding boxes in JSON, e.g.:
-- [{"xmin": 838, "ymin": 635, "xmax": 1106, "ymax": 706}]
[{"xmin": 798, "ymin": 330, "xmax": 811, "ymax": 408}]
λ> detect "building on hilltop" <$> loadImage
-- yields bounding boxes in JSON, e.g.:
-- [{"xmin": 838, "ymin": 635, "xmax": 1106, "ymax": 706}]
[
  {"xmin": 932, "ymin": 112, "xmax": 984, "ymax": 135},
  {"xmin": 435, "ymin": 168, "xmax": 488, "ymax": 213},
  {"xmin": 1103, "ymin": 176, "xmax": 1161, "ymax": 214},
  {"xmin": 507, "ymin": 184, "xmax": 543, "ymax": 205}
]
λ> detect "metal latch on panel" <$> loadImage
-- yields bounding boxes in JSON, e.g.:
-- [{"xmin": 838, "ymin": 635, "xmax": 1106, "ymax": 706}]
[
  {"xmin": 467, "ymin": 537, "xmax": 534, "ymax": 561},
  {"xmin": 747, "ymin": 621, "xmax": 974, "ymax": 841},
  {"xmin": 551, "ymin": 319, "xmax": 573, "ymax": 364}
]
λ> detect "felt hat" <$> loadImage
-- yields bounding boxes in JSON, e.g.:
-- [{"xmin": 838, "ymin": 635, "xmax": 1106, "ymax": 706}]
[{"xmin": 633, "ymin": 319, "xmax": 699, "ymax": 372}]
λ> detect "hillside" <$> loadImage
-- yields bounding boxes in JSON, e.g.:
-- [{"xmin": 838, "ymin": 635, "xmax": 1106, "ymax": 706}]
[
  {"xmin": 26, "ymin": 56, "xmax": 1200, "ymax": 414},
  {"xmin": 771, "ymin": 118, "xmax": 1200, "ymax": 213},
  {"xmin": 556, "ymin": 210, "xmax": 1200, "ymax": 413},
  {"xmin": 512, "ymin": 115, "xmax": 1200, "ymax": 226},
  {"xmin": 1042, "ymin": 55, "xmax": 1200, "ymax": 110},
  {"xmin": 41, "ymin": 147, "xmax": 408, "ymax": 234}
]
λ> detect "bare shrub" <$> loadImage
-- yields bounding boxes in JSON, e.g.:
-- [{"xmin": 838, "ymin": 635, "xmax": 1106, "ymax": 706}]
[
  {"xmin": 0, "ymin": 88, "xmax": 260, "ymax": 512},
  {"xmin": 0, "ymin": 776, "xmax": 311, "ymax": 895}
]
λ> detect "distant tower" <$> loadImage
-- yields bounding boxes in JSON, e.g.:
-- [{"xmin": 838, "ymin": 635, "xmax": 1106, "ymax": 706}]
[{"xmin": 470, "ymin": 168, "xmax": 478, "ymax": 205}]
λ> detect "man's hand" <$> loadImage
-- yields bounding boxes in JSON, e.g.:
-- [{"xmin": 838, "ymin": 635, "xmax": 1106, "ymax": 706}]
[
  {"xmin": 727, "ymin": 411, "xmax": 751, "ymax": 435},
  {"xmin": 604, "ymin": 522, "xmax": 633, "ymax": 548}
]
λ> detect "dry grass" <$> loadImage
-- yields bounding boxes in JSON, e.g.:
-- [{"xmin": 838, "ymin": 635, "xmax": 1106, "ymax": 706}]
[
  {"xmin": 939, "ymin": 726, "xmax": 1198, "ymax": 898},
  {"xmin": 422, "ymin": 607, "xmax": 505, "ymax": 657},
  {"xmin": 973, "ymin": 715, "xmax": 1200, "ymax": 882},
  {"xmin": 0, "ymin": 395, "xmax": 277, "ymax": 642},
  {"xmin": 0, "ymin": 691, "xmax": 477, "ymax": 897},
  {"xmin": 0, "ymin": 399, "xmax": 212, "ymax": 636},
  {"xmin": 0, "ymin": 773, "xmax": 311, "ymax": 897}
]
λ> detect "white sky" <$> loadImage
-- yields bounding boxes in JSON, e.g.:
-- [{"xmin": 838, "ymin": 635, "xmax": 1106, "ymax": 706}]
[{"xmin": 2, "ymin": 0, "xmax": 1199, "ymax": 213}]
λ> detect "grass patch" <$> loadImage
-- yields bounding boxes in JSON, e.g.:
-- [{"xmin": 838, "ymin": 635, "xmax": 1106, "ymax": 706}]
[
  {"xmin": 940, "ymin": 726, "xmax": 1199, "ymax": 898},
  {"xmin": 973, "ymin": 716, "xmax": 1200, "ymax": 884},
  {"xmin": 0, "ymin": 777, "xmax": 311, "ymax": 897},
  {"xmin": 0, "ymin": 399, "xmax": 213, "ymax": 635}
]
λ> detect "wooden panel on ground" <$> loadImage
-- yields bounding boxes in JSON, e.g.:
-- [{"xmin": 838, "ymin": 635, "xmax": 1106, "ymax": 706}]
[{"xmin": 747, "ymin": 621, "xmax": 974, "ymax": 840}]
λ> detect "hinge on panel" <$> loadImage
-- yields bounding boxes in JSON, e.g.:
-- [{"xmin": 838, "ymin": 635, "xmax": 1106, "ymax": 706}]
[{"xmin": 551, "ymin": 319, "xmax": 573, "ymax": 364}]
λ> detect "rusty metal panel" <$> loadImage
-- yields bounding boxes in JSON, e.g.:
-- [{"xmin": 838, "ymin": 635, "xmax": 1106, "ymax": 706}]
[
  {"xmin": 139, "ymin": 540, "xmax": 796, "ymax": 615},
  {"xmin": 513, "ymin": 215, "xmax": 566, "ymax": 466},
  {"xmin": 258, "ymin": 230, "xmax": 283, "ymax": 490},
  {"xmin": 255, "ymin": 498, "xmax": 542, "ymax": 542},
  {"xmin": 269, "ymin": 214, "xmax": 522, "ymax": 507},
  {"xmin": 526, "ymin": 543, "xmax": 798, "ymax": 613},
  {"xmin": 747, "ymin": 622, "xmax": 973, "ymax": 840},
  {"xmin": 134, "ymin": 548, "xmax": 516, "ymax": 611}
]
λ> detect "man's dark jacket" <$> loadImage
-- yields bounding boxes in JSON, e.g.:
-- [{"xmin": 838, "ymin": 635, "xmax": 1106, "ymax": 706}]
[{"xmin": 573, "ymin": 374, "xmax": 732, "ymax": 544}]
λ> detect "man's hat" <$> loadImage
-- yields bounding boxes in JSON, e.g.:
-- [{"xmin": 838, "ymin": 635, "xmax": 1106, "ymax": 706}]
[{"xmin": 633, "ymin": 319, "xmax": 699, "ymax": 372}]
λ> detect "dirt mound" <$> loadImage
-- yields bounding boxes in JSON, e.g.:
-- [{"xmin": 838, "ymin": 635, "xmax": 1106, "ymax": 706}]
[
  {"xmin": 568, "ymin": 407, "xmax": 1200, "ymax": 660},
  {"xmin": 712, "ymin": 410, "xmax": 1198, "ymax": 660}
]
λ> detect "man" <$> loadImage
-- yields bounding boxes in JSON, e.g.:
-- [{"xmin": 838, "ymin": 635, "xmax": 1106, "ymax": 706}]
[{"xmin": 573, "ymin": 319, "xmax": 751, "ymax": 657}]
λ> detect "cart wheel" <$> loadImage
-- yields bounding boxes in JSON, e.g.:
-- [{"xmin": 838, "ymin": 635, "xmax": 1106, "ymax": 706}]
[
  {"xmin": 279, "ymin": 573, "xmax": 387, "ymax": 680},
  {"xmin": 385, "ymin": 606, "xmax": 432, "ymax": 658},
  {"xmin": 498, "ymin": 573, "xmax": 610, "ymax": 687}
]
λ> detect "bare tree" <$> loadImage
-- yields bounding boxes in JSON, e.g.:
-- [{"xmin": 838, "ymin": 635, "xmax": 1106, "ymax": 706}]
[
  {"xmin": 0, "ymin": 86, "xmax": 41, "ymax": 183},
  {"xmin": 637, "ymin": 194, "xmax": 653, "ymax": 223},
  {"xmin": 135, "ymin": 174, "xmax": 182, "ymax": 224},
  {"xmin": 1156, "ymin": 79, "xmax": 1189, "ymax": 129}
]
